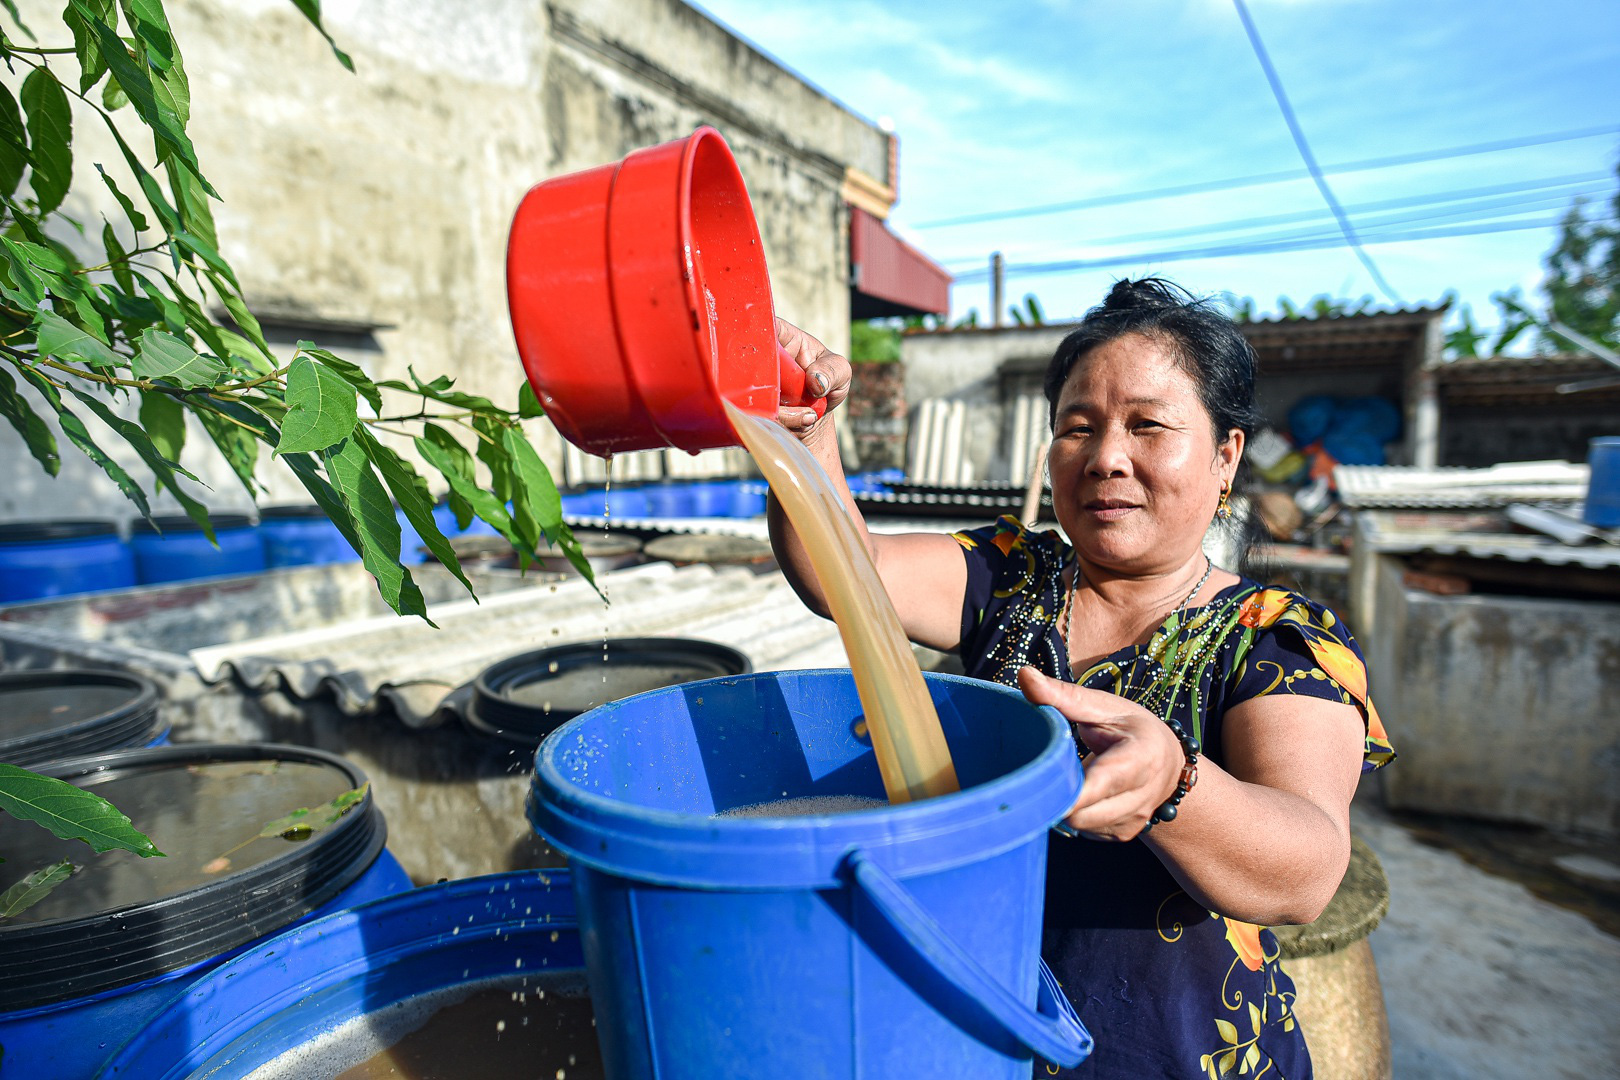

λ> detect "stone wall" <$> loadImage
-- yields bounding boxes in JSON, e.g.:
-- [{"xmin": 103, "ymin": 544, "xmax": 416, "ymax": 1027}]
[
  {"xmin": 2, "ymin": 0, "xmax": 888, "ymax": 519},
  {"xmin": 845, "ymin": 362, "xmax": 907, "ymax": 471}
]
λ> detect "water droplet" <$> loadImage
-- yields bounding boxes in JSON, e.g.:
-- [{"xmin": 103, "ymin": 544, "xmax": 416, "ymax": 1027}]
[{"xmin": 496, "ymin": 1019, "xmax": 507, "ymax": 1033}]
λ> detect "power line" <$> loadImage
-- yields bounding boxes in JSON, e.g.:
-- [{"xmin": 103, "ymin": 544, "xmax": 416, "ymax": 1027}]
[
  {"xmin": 913, "ymin": 123, "xmax": 1620, "ymax": 230},
  {"xmin": 950, "ymin": 215, "xmax": 1614, "ymax": 283},
  {"xmin": 1231, "ymin": 0, "xmax": 1402, "ymax": 303},
  {"xmin": 937, "ymin": 172, "xmax": 1612, "ymax": 270}
]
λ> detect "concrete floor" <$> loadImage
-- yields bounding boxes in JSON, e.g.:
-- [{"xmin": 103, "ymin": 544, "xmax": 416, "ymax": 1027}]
[{"xmin": 1351, "ymin": 798, "xmax": 1620, "ymax": 1080}]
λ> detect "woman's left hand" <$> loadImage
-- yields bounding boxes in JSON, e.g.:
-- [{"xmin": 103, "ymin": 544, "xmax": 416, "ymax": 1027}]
[{"xmin": 1018, "ymin": 667, "xmax": 1183, "ymax": 842}]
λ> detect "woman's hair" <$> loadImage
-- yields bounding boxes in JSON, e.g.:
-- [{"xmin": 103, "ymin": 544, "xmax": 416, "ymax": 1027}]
[
  {"xmin": 1043, "ymin": 277, "xmax": 1270, "ymax": 575},
  {"xmin": 1043, "ymin": 277, "xmax": 1261, "ymax": 443}
]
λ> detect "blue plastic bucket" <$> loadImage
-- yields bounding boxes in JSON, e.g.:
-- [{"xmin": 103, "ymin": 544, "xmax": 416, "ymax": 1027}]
[
  {"xmin": 0, "ymin": 520, "xmax": 135, "ymax": 603},
  {"xmin": 644, "ymin": 481, "xmax": 697, "ymax": 517},
  {"xmin": 688, "ymin": 479, "xmax": 736, "ymax": 517},
  {"xmin": 603, "ymin": 484, "xmax": 649, "ymax": 519},
  {"xmin": 1585, "ymin": 436, "xmax": 1620, "ymax": 527},
  {"xmin": 0, "ymin": 744, "xmax": 413, "ymax": 1078},
  {"xmin": 527, "ymin": 669, "xmax": 1092, "ymax": 1077},
  {"xmin": 727, "ymin": 480, "xmax": 767, "ymax": 517},
  {"xmin": 0, "ymin": 668, "xmax": 168, "ymax": 768},
  {"xmin": 258, "ymin": 504, "xmax": 357, "ymax": 568},
  {"xmin": 129, "ymin": 513, "xmax": 264, "ymax": 585},
  {"xmin": 98, "ymin": 869, "xmax": 588, "ymax": 1079},
  {"xmin": 560, "ymin": 488, "xmax": 604, "ymax": 517}
]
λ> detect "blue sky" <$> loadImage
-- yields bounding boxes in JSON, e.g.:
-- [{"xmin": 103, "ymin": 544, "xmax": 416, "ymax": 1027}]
[{"xmin": 695, "ymin": 0, "xmax": 1620, "ymax": 343}]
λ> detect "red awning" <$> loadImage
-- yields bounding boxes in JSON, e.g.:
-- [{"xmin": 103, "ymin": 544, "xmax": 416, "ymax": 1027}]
[{"xmin": 849, "ymin": 207, "xmax": 951, "ymax": 319}]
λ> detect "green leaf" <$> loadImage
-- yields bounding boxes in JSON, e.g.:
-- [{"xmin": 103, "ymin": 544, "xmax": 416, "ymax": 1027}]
[
  {"xmin": 35, "ymin": 309, "xmax": 120, "ymax": 368},
  {"xmin": 505, "ymin": 425, "xmax": 595, "ymax": 587},
  {"xmin": 0, "ymin": 82, "xmax": 28, "ymax": 200},
  {"xmin": 137, "ymin": 386, "xmax": 185, "ymax": 462},
  {"xmin": 281, "ymin": 448, "xmax": 360, "ymax": 551},
  {"xmin": 256, "ymin": 783, "xmax": 368, "ymax": 839},
  {"xmin": 20, "ymin": 67, "xmax": 71, "ymax": 216},
  {"xmin": 472, "ymin": 414, "xmax": 513, "ymax": 501},
  {"xmin": 0, "ymin": 0, "xmax": 34, "ymax": 38},
  {"xmin": 277, "ymin": 354, "xmax": 356, "ymax": 455},
  {"xmin": 122, "ymin": 0, "xmax": 190, "ymax": 128},
  {"xmin": 419, "ymin": 422, "xmax": 475, "ymax": 529},
  {"xmin": 0, "ymin": 363, "xmax": 59, "ymax": 476},
  {"xmin": 96, "ymin": 164, "xmax": 149, "ymax": 232},
  {"xmin": 377, "ymin": 367, "xmax": 497, "ymax": 412},
  {"xmin": 101, "ymin": 72, "xmax": 129, "ymax": 111},
  {"xmin": 165, "ymin": 157, "xmax": 214, "ymax": 254},
  {"xmin": 190, "ymin": 398, "xmax": 262, "ymax": 498},
  {"xmin": 0, "ymin": 236, "xmax": 44, "ymax": 308},
  {"xmin": 0, "ymin": 859, "xmax": 77, "ymax": 919},
  {"xmin": 209, "ymin": 273, "xmax": 273, "ymax": 364},
  {"xmin": 153, "ymin": 271, "xmax": 229, "ymax": 361},
  {"xmin": 287, "ymin": 0, "xmax": 354, "ymax": 71},
  {"xmin": 133, "ymin": 326, "xmax": 222, "ymax": 386},
  {"xmin": 63, "ymin": 383, "xmax": 213, "ymax": 538},
  {"xmin": 321, "ymin": 435, "xmax": 430, "ymax": 620},
  {"xmin": 17, "ymin": 364, "xmax": 153, "ymax": 519},
  {"xmin": 517, "ymin": 380, "xmax": 544, "ymax": 418},
  {"xmin": 68, "ymin": 0, "xmax": 210, "ymax": 191},
  {"xmin": 298, "ymin": 342, "xmax": 381, "ymax": 413},
  {"xmin": 0, "ymin": 762, "xmax": 164, "ymax": 857},
  {"xmin": 65, "ymin": 0, "xmax": 116, "ymax": 93},
  {"xmin": 356, "ymin": 427, "xmax": 472, "ymax": 595},
  {"xmin": 417, "ymin": 427, "xmax": 512, "ymax": 541}
]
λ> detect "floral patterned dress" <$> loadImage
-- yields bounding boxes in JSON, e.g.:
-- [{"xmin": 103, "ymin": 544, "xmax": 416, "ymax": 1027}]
[{"xmin": 953, "ymin": 517, "xmax": 1394, "ymax": 1080}]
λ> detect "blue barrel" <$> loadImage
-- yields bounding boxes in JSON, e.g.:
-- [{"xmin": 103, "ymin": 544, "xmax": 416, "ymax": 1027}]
[
  {"xmin": 644, "ymin": 481, "xmax": 697, "ymax": 517},
  {"xmin": 1585, "ymin": 436, "xmax": 1620, "ymax": 527},
  {"xmin": 560, "ymin": 488, "xmax": 604, "ymax": 517},
  {"xmin": 258, "ymin": 504, "xmax": 357, "ymax": 568},
  {"xmin": 603, "ymin": 483, "xmax": 649, "ymax": 519},
  {"xmin": 0, "ymin": 520, "xmax": 135, "ymax": 603},
  {"xmin": 727, "ymin": 480, "xmax": 767, "ymax": 517},
  {"xmin": 527, "ymin": 669, "xmax": 1092, "ymax": 1078},
  {"xmin": 129, "ymin": 513, "xmax": 264, "ymax": 585},
  {"xmin": 689, "ymin": 479, "xmax": 736, "ymax": 517},
  {"xmin": 0, "ymin": 744, "xmax": 413, "ymax": 1078},
  {"xmin": 98, "ymin": 870, "xmax": 588, "ymax": 1079},
  {"xmin": 0, "ymin": 669, "xmax": 168, "ymax": 768}
]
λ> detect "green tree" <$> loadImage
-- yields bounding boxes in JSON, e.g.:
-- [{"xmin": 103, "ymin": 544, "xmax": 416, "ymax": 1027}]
[
  {"xmin": 1537, "ymin": 165, "xmax": 1619, "ymax": 351},
  {"xmin": 0, "ymin": 4, "xmax": 587, "ymax": 874}
]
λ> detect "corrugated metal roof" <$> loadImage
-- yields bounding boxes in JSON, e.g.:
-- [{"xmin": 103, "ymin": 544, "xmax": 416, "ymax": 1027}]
[
  {"xmin": 1335, "ymin": 462, "xmax": 1590, "ymax": 509},
  {"xmin": 1357, "ymin": 511, "xmax": 1620, "ymax": 569},
  {"xmin": 849, "ymin": 206, "xmax": 952, "ymax": 318}
]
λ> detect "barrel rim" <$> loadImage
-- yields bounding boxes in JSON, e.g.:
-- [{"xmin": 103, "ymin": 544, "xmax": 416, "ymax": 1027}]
[
  {"xmin": 0, "ymin": 519, "xmax": 123, "ymax": 543},
  {"xmin": 0, "ymin": 743, "xmax": 389, "ymax": 1010},
  {"xmin": 0, "ymin": 668, "xmax": 162, "ymax": 768},
  {"xmin": 528, "ymin": 669, "xmax": 1082, "ymax": 889},
  {"xmin": 128, "ymin": 512, "xmax": 255, "ymax": 534}
]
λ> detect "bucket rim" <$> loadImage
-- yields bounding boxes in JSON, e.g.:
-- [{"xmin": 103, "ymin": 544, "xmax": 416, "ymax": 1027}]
[
  {"xmin": 528, "ymin": 669, "xmax": 1081, "ymax": 889},
  {"xmin": 0, "ymin": 668, "xmax": 160, "ymax": 766}
]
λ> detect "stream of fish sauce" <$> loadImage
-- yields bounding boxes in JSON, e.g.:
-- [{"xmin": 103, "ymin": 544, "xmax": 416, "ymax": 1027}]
[{"xmin": 722, "ymin": 400, "xmax": 959, "ymax": 805}]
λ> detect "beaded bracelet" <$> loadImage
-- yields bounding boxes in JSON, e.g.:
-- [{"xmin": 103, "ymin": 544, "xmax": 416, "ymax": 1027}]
[{"xmin": 1140, "ymin": 716, "xmax": 1200, "ymax": 835}]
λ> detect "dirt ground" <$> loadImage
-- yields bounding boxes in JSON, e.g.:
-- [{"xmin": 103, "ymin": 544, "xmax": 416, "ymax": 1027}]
[{"xmin": 1351, "ymin": 795, "xmax": 1620, "ymax": 1080}]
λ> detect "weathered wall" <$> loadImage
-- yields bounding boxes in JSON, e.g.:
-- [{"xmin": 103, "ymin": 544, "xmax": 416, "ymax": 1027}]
[
  {"xmin": 2, "ymin": 0, "xmax": 887, "ymax": 520},
  {"xmin": 1355, "ymin": 551, "xmax": 1620, "ymax": 837}
]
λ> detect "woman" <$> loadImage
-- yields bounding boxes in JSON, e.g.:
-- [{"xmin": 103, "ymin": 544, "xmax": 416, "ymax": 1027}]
[{"xmin": 769, "ymin": 277, "xmax": 1393, "ymax": 1079}]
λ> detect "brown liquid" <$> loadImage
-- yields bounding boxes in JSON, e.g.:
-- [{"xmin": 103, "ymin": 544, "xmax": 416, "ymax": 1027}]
[
  {"xmin": 243, "ymin": 975, "xmax": 601, "ymax": 1080},
  {"xmin": 723, "ymin": 402, "xmax": 958, "ymax": 803}
]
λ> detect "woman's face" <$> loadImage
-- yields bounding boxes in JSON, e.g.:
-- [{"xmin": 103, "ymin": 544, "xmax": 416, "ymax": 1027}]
[{"xmin": 1048, "ymin": 332, "xmax": 1243, "ymax": 577}]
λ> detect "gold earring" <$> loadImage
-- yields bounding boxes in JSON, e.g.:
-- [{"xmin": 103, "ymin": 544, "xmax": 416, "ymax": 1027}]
[{"xmin": 1215, "ymin": 482, "xmax": 1233, "ymax": 520}]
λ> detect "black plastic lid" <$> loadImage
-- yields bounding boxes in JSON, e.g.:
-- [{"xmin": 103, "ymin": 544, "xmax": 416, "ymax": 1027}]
[
  {"xmin": 465, "ymin": 638, "xmax": 752, "ymax": 746},
  {"xmin": 0, "ymin": 669, "xmax": 163, "ymax": 769},
  {"xmin": 0, "ymin": 519, "xmax": 122, "ymax": 543},
  {"xmin": 256, "ymin": 504, "xmax": 330, "ymax": 520},
  {"xmin": 129, "ymin": 512, "xmax": 255, "ymax": 534},
  {"xmin": 0, "ymin": 743, "xmax": 389, "ymax": 1010}
]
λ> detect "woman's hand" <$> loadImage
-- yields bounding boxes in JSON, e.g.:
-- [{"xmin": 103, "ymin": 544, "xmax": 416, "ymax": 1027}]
[
  {"xmin": 775, "ymin": 317, "xmax": 850, "ymax": 437},
  {"xmin": 1018, "ymin": 667, "xmax": 1183, "ymax": 842}
]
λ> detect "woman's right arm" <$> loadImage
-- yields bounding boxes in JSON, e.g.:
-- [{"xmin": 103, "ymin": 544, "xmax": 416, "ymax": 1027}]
[{"xmin": 768, "ymin": 319, "xmax": 968, "ymax": 653}]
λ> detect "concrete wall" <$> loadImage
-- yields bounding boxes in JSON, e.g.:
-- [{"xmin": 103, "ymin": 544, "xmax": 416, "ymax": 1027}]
[
  {"xmin": 900, "ymin": 324, "xmax": 1074, "ymax": 482},
  {"xmin": 1353, "ymin": 550, "xmax": 1620, "ymax": 837},
  {"xmin": 2, "ymin": 0, "xmax": 888, "ymax": 520}
]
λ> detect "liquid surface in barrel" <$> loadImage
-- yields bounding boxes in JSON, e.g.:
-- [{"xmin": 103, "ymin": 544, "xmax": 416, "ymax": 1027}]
[
  {"xmin": 724, "ymin": 401, "xmax": 959, "ymax": 804},
  {"xmin": 239, "ymin": 974, "xmax": 601, "ymax": 1080}
]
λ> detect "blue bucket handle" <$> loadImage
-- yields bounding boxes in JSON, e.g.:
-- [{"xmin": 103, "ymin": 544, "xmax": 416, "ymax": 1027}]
[{"xmin": 845, "ymin": 848, "xmax": 1093, "ymax": 1067}]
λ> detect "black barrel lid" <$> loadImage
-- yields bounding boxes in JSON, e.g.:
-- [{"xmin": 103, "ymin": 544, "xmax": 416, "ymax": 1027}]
[
  {"xmin": 0, "ymin": 669, "xmax": 162, "ymax": 769},
  {"xmin": 0, "ymin": 519, "xmax": 122, "ymax": 543},
  {"xmin": 129, "ymin": 512, "xmax": 255, "ymax": 534},
  {"xmin": 465, "ymin": 637, "xmax": 752, "ymax": 746},
  {"xmin": 256, "ymin": 503, "xmax": 331, "ymax": 520},
  {"xmin": 0, "ymin": 743, "xmax": 388, "ymax": 1010}
]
